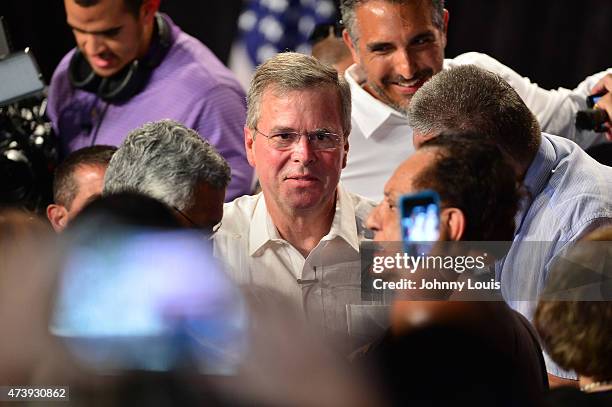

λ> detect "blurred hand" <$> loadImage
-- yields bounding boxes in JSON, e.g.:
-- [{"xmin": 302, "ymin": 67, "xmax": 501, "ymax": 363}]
[{"xmin": 591, "ymin": 73, "xmax": 612, "ymax": 140}]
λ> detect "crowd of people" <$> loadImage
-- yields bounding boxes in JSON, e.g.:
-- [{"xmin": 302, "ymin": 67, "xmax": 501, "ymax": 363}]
[{"xmin": 1, "ymin": 0, "xmax": 611, "ymax": 405}]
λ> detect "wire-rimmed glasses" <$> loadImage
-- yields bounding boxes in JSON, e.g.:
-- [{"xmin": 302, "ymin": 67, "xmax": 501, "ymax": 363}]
[{"xmin": 254, "ymin": 127, "xmax": 343, "ymax": 151}]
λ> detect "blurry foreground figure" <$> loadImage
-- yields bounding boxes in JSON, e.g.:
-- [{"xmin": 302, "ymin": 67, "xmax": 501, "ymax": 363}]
[
  {"xmin": 53, "ymin": 193, "xmax": 245, "ymax": 374},
  {"xmin": 40, "ymin": 193, "xmax": 247, "ymax": 404},
  {"xmin": 0, "ymin": 210, "xmax": 58, "ymax": 385},
  {"xmin": 535, "ymin": 227, "xmax": 612, "ymax": 406}
]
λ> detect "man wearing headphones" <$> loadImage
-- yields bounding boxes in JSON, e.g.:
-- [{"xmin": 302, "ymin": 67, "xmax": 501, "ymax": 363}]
[{"xmin": 47, "ymin": 0, "xmax": 253, "ymax": 201}]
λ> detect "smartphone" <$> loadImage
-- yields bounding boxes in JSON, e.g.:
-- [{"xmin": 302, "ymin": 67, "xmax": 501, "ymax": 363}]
[
  {"xmin": 51, "ymin": 228, "xmax": 248, "ymax": 375},
  {"xmin": 399, "ymin": 190, "xmax": 440, "ymax": 253},
  {"xmin": 0, "ymin": 49, "xmax": 46, "ymax": 106},
  {"xmin": 586, "ymin": 92, "xmax": 607, "ymax": 108}
]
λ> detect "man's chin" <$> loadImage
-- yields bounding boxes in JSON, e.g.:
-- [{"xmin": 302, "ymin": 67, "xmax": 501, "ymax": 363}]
[
  {"xmin": 370, "ymin": 84, "xmax": 411, "ymax": 114},
  {"xmin": 280, "ymin": 190, "xmax": 334, "ymax": 213},
  {"xmin": 383, "ymin": 96, "xmax": 411, "ymax": 115},
  {"xmin": 95, "ymin": 68, "xmax": 124, "ymax": 78},
  {"xmin": 87, "ymin": 60, "xmax": 126, "ymax": 78}
]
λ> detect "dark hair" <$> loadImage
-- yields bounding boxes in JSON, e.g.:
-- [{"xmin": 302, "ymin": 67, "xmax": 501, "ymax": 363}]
[
  {"xmin": 377, "ymin": 327, "xmax": 525, "ymax": 406},
  {"xmin": 309, "ymin": 22, "xmax": 344, "ymax": 45},
  {"xmin": 416, "ymin": 133, "xmax": 521, "ymax": 241},
  {"xmin": 73, "ymin": 0, "xmax": 145, "ymax": 17},
  {"xmin": 69, "ymin": 191, "xmax": 182, "ymax": 231},
  {"xmin": 53, "ymin": 145, "xmax": 116, "ymax": 209},
  {"xmin": 341, "ymin": 0, "xmax": 446, "ymax": 42},
  {"xmin": 408, "ymin": 65, "xmax": 541, "ymax": 168}
]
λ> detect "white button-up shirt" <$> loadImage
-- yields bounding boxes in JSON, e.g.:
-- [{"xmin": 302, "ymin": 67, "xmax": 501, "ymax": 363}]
[
  {"xmin": 213, "ymin": 185, "xmax": 381, "ymax": 342},
  {"xmin": 340, "ymin": 64, "xmax": 414, "ymax": 202}
]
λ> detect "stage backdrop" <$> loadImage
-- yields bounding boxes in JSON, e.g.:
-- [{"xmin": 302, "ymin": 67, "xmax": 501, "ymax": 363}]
[{"xmin": 0, "ymin": 0, "xmax": 609, "ymax": 90}]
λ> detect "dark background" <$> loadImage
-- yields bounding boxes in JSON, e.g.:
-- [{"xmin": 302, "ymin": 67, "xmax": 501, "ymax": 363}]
[{"xmin": 0, "ymin": 0, "xmax": 610, "ymax": 89}]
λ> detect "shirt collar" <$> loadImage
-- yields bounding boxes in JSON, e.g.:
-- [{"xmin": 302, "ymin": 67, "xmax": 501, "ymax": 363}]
[
  {"xmin": 248, "ymin": 193, "xmax": 283, "ymax": 256},
  {"xmin": 247, "ymin": 184, "xmax": 360, "ymax": 256},
  {"xmin": 522, "ymin": 133, "xmax": 557, "ymax": 199},
  {"xmin": 514, "ymin": 133, "xmax": 558, "ymax": 233},
  {"xmin": 322, "ymin": 183, "xmax": 361, "ymax": 252},
  {"xmin": 345, "ymin": 64, "xmax": 407, "ymax": 139}
]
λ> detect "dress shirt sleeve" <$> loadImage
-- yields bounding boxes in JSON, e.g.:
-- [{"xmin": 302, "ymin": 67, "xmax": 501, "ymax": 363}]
[
  {"xmin": 191, "ymin": 84, "xmax": 254, "ymax": 201},
  {"xmin": 453, "ymin": 52, "xmax": 612, "ymax": 149}
]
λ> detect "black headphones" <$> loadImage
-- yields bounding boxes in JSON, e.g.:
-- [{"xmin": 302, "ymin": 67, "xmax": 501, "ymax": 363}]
[{"xmin": 68, "ymin": 13, "xmax": 171, "ymax": 103}]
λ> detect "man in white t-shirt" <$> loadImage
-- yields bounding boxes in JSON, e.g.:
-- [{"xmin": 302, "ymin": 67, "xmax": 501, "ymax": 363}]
[{"xmin": 339, "ymin": 0, "xmax": 611, "ymax": 201}]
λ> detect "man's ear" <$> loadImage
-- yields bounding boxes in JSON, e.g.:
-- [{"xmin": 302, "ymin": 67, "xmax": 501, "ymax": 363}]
[
  {"xmin": 141, "ymin": 0, "xmax": 160, "ymax": 22},
  {"xmin": 440, "ymin": 207, "xmax": 465, "ymax": 241},
  {"xmin": 245, "ymin": 126, "xmax": 256, "ymax": 167},
  {"xmin": 342, "ymin": 29, "xmax": 360, "ymax": 67},
  {"xmin": 441, "ymin": 9, "xmax": 450, "ymax": 47},
  {"xmin": 47, "ymin": 204, "xmax": 69, "ymax": 233},
  {"xmin": 413, "ymin": 132, "xmax": 437, "ymax": 150},
  {"xmin": 342, "ymin": 137, "xmax": 350, "ymax": 168}
]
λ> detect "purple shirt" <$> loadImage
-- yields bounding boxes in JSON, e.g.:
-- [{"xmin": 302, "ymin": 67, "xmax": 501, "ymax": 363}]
[{"xmin": 46, "ymin": 14, "xmax": 253, "ymax": 201}]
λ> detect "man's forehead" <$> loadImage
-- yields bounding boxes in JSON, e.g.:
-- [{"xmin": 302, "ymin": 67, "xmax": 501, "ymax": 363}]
[
  {"xmin": 386, "ymin": 149, "xmax": 437, "ymax": 196},
  {"xmin": 354, "ymin": 0, "xmax": 438, "ymax": 26},
  {"xmin": 261, "ymin": 85, "xmax": 336, "ymax": 100},
  {"xmin": 73, "ymin": 163, "xmax": 107, "ymax": 182},
  {"xmin": 258, "ymin": 86, "xmax": 342, "ymax": 124},
  {"xmin": 65, "ymin": 0, "xmax": 132, "ymax": 27}
]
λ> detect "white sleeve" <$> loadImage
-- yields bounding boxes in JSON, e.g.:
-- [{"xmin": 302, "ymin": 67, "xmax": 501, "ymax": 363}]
[{"xmin": 449, "ymin": 52, "xmax": 612, "ymax": 149}]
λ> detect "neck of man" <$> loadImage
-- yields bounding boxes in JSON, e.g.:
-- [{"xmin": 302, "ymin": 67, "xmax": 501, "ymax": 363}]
[
  {"xmin": 136, "ymin": 17, "xmax": 157, "ymax": 60},
  {"xmin": 265, "ymin": 192, "xmax": 337, "ymax": 258}
]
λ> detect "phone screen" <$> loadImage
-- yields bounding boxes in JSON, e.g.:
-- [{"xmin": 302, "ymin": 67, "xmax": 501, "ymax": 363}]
[
  {"xmin": 51, "ymin": 228, "xmax": 247, "ymax": 375},
  {"xmin": 0, "ymin": 50, "xmax": 45, "ymax": 106},
  {"xmin": 399, "ymin": 191, "xmax": 440, "ymax": 253}
]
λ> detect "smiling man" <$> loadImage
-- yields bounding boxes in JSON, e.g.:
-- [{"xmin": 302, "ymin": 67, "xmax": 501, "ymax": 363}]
[
  {"xmin": 339, "ymin": 0, "xmax": 612, "ymax": 201},
  {"xmin": 214, "ymin": 53, "xmax": 377, "ymax": 345},
  {"xmin": 46, "ymin": 0, "xmax": 253, "ymax": 201}
]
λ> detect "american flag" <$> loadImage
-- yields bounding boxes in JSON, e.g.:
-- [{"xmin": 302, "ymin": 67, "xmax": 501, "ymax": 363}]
[{"xmin": 237, "ymin": 0, "xmax": 339, "ymax": 65}]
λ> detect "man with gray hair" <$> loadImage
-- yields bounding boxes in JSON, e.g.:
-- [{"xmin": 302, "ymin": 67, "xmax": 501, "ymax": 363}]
[
  {"xmin": 407, "ymin": 64, "xmax": 612, "ymax": 385},
  {"xmin": 103, "ymin": 119, "xmax": 230, "ymax": 232},
  {"xmin": 214, "ymin": 52, "xmax": 381, "ymax": 348},
  {"xmin": 338, "ymin": 0, "xmax": 611, "ymax": 201}
]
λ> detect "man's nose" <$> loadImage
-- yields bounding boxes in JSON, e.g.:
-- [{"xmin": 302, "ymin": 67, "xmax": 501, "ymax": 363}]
[
  {"xmin": 81, "ymin": 33, "xmax": 106, "ymax": 56},
  {"xmin": 365, "ymin": 204, "xmax": 382, "ymax": 234},
  {"xmin": 394, "ymin": 49, "xmax": 418, "ymax": 79},
  {"xmin": 291, "ymin": 135, "xmax": 316, "ymax": 165}
]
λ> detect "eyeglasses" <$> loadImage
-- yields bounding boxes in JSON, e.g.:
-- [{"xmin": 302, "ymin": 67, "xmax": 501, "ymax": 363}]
[
  {"xmin": 254, "ymin": 127, "xmax": 343, "ymax": 151},
  {"xmin": 173, "ymin": 206, "xmax": 222, "ymax": 234}
]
